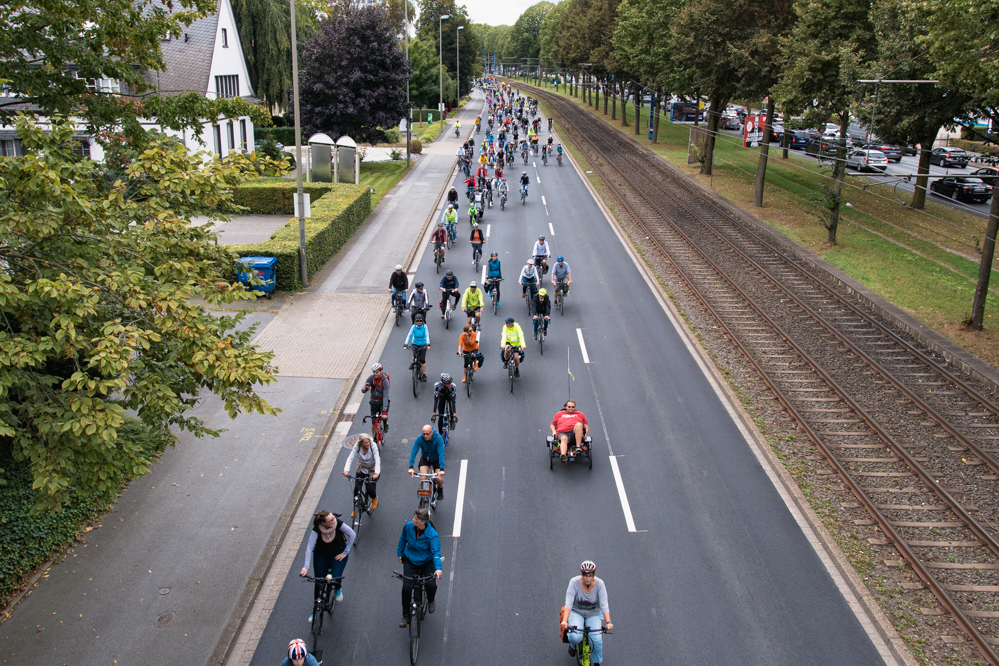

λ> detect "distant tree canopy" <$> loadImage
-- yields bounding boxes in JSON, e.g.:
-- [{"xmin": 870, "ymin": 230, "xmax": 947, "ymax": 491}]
[{"xmin": 300, "ymin": 3, "xmax": 409, "ymax": 142}]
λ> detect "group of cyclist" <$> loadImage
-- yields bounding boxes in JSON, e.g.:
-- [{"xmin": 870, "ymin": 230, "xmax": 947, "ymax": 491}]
[{"xmin": 286, "ymin": 76, "xmax": 609, "ymax": 666}]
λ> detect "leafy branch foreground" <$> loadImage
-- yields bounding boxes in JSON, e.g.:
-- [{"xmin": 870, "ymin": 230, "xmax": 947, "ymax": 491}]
[{"xmin": 0, "ymin": 118, "xmax": 285, "ymax": 512}]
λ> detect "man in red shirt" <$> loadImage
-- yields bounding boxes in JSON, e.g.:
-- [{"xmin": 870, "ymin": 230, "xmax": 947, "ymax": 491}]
[
  {"xmin": 430, "ymin": 222, "xmax": 448, "ymax": 264},
  {"xmin": 550, "ymin": 400, "xmax": 589, "ymax": 465}
]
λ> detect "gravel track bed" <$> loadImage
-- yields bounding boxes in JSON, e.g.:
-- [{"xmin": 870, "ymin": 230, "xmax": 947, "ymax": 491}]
[{"xmin": 534, "ymin": 87, "xmax": 999, "ymax": 664}]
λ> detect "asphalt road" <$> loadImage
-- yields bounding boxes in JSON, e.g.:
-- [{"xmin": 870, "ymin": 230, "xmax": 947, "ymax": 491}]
[{"xmin": 249, "ymin": 115, "xmax": 887, "ymax": 665}]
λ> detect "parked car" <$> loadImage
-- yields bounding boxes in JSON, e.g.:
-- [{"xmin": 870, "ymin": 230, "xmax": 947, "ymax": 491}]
[
  {"xmin": 929, "ymin": 176, "xmax": 993, "ymax": 203},
  {"xmin": 861, "ymin": 142, "xmax": 902, "ymax": 162},
  {"xmin": 788, "ymin": 130, "xmax": 810, "ymax": 150},
  {"xmin": 720, "ymin": 114, "xmax": 741, "ymax": 130},
  {"xmin": 806, "ymin": 134, "xmax": 853, "ymax": 159},
  {"xmin": 929, "ymin": 147, "xmax": 970, "ymax": 168},
  {"xmin": 971, "ymin": 166, "xmax": 999, "ymax": 185},
  {"xmin": 845, "ymin": 149, "xmax": 889, "ymax": 172},
  {"xmin": 769, "ymin": 124, "xmax": 784, "ymax": 144}
]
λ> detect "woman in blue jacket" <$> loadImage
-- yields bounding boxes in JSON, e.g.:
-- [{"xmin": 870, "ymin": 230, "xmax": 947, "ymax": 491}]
[
  {"xmin": 397, "ymin": 508, "xmax": 443, "ymax": 627},
  {"xmin": 404, "ymin": 313, "xmax": 430, "ymax": 381}
]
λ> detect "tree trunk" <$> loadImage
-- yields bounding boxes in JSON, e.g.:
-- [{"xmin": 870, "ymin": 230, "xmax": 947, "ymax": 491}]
[
  {"xmin": 971, "ymin": 196, "xmax": 999, "ymax": 329},
  {"xmin": 693, "ymin": 90, "xmax": 700, "ymax": 126},
  {"xmin": 700, "ymin": 92, "xmax": 728, "ymax": 175},
  {"xmin": 782, "ymin": 125, "xmax": 789, "ymax": 159},
  {"xmin": 826, "ymin": 112, "xmax": 850, "ymax": 245},
  {"xmin": 594, "ymin": 79, "xmax": 599, "ymax": 109},
  {"xmin": 620, "ymin": 81, "xmax": 628, "ymax": 127},
  {"xmin": 611, "ymin": 84, "xmax": 616, "ymax": 120},
  {"xmin": 911, "ymin": 133, "xmax": 934, "ymax": 210},
  {"xmin": 753, "ymin": 98, "xmax": 776, "ymax": 207},
  {"xmin": 603, "ymin": 81, "xmax": 608, "ymax": 115},
  {"xmin": 634, "ymin": 86, "xmax": 641, "ymax": 135},
  {"xmin": 652, "ymin": 92, "xmax": 662, "ymax": 144}
]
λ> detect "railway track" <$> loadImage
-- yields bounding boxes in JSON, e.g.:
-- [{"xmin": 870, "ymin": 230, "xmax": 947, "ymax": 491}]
[{"xmin": 522, "ymin": 82, "xmax": 999, "ymax": 663}]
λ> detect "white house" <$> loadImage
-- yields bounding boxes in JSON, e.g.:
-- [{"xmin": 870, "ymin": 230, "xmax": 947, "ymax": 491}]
[{"xmin": 0, "ymin": 0, "xmax": 259, "ymax": 162}]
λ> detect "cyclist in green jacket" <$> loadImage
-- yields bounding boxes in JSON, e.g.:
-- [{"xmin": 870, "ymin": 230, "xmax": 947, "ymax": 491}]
[{"xmin": 460, "ymin": 281, "xmax": 484, "ymax": 328}]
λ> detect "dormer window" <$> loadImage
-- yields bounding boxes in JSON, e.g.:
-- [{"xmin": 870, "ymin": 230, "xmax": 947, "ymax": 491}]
[
  {"xmin": 215, "ymin": 75, "xmax": 239, "ymax": 99},
  {"xmin": 221, "ymin": 28, "xmax": 228, "ymax": 47}
]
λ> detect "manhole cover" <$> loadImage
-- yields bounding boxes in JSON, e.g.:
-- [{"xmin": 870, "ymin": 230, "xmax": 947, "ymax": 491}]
[
  {"xmin": 155, "ymin": 612, "xmax": 175, "ymax": 628},
  {"xmin": 158, "ymin": 588, "xmax": 170, "ymax": 595}
]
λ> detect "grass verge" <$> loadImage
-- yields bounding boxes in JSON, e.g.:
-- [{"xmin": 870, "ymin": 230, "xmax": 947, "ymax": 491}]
[{"xmin": 361, "ymin": 161, "xmax": 410, "ymax": 210}]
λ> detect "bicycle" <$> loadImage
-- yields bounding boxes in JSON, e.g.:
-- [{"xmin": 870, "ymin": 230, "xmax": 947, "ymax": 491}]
[
  {"xmin": 393, "ymin": 290, "xmax": 406, "ymax": 327},
  {"xmin": 521, "ymin": 186, "xmax": 528, "ymax": 206},
  {"xmin": 535, "ymin": 313, "xmax": 548, "ymax": 354},
  {"xmin": 553, "ymin": 279, "xmax": 568, "ymax": 315},
  {"xmin": 393, "ymin": 570, "xmax": 437, "ymax": 665},
  {"xmin": 454, "ymin": 125, "xmax": 460, "ymax": 139},
  {"xmin": 500, "ymin": 191, "xmax": 508, "ymax": 211},
  {"xmin": 434, "ymin": 412, "xmax": 451, "ymax": 449},
  {"xmin": 405, "ymin": 344, "xmax": 426, "ymax": 397},
  {"xmin": 503, "ymin": 345, "xmax": 522, "ymax": 393},
  {"xmin": 460, "ymin": 350, "xmax": 478, "ymax": 397},
  {"xmin": 566, "ymin": 624, "xmax": 611, "ymax": 666},
  {"xmin": 442, "ymin": 290, "xmax": 457, "ymax": 329},
  {"xmin": 472, "ymin": 243, "xmax": 483, "ymax": 272},
  {"xmin": 435, "ymin": 247, "xmax": 443, "ymax": 274},
  {"xmin": 346, "ymin": 473, "xmax": 374, "ymax": 544},
  {"xmin": 486, "ymin": 277, "xmax": 502, "ymax": 314},
  {"xmin": 361, "ymin": 413, "xmax": 386, "ymax": 447},
  {"xmin": 524, "ymin": 282, "xmax": 538, "ymax": 316},
  {"xmin": 302, "ymin": 574, "xmax": 342, "ymax": 653},
  {"xmin": 522, "ymin": 149, "xmax": 529, "ymax": 165},
  {"xmin": 415, "ymin": 471, "xmax": 439, "ymax": 515},
  {"xmin": 541, "ymin": 150, "xmax": 548, "ymax": 166},
  {"xmin": 446, "ymin": 220, "xmax": 457, "ymax": 247},
  {"xmin": 557, "ymin": 152, "xmax": 563, "ymax": 167}
]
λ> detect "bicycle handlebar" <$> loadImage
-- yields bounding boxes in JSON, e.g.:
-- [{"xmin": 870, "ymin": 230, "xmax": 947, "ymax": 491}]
[
  {"xmin": 393, "ymin": 571, "xmax": 437, "ymax": 583},
  {"xmin": 302, "ymin": 575, "xmax": 345, "ymax": 584},
  {"xmin": 566, "ymin": 625, "xmax": 612, "ymax": 635}
]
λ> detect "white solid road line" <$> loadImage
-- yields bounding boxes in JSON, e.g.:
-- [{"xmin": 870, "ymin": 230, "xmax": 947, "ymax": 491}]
[
  {"xmin": 536, "ymin": 175, "xmax": 541, "ymax": 183},
  {"xmin": 481, "ymin": 265, "xmax": 487, "ymax": 283},
  {"xmin": 451, "ymin": 459, "xmax": 469, "ymax": 537},
  {"xmin": 576, "ymin": 328, "xmax": 590, "ymax": 364},
  {"xmin": 549, "ymin": 222, "xmax": 555, "ymax": 235},
  {"xmin": 542, "ymin": 196, "xmax": 547, "ymax": 205},
  {"xmin": 486, "ymin": 223, "xmax": 491, "ymax": 237},
  {"xmin": 609, "ymin": 456, "xmax": 638, "ymax": 532}
]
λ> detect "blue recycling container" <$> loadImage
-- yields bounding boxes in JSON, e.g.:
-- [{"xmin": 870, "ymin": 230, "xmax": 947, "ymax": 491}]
[{"xmin": 236, "ymin": 256, "xmax": 278, "ymax": 299}]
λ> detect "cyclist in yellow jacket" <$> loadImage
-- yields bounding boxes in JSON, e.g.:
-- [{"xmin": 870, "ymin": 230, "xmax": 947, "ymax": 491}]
[
  {"xmin": 500, "ymin": 317, "xmax": 526, "ymax": 378},
  {"xmin": 460, "ymin": 281, "xmax": 484, "ymax": 328}
]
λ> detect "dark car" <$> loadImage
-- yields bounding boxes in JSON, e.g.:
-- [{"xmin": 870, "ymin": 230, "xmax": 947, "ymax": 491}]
[
  {"xmin": 862, "ymin": 142, "xmax": 902, "ymax": 162},
  {"xmin": 788, "ymin": 130, "xmax": 810, "ymax": 150},
  {"xmin": 970, "ymin": 166, "xmax": 999, "ymax": 185},
  {"xmin": 930, "ymin": 176, "xmax": 993, "ymax": 203},
  {"xmin": 720, "ymin": 114, "xmax": 741, "ymax": 131},
  {"xmin": 806, "ymin": 134, "xmax": 853, "ymax": 160},
  {"xmin": 929, "ymin": 147, "xmax": 969, "ymax": 168}
]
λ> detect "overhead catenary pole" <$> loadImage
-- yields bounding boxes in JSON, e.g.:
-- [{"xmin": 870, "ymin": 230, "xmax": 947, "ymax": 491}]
[
  {"xmin": 405, "ymin": 0, "xmax": 410, "ymax": 167},
  {"xmin": 290, "ymin": 0, "xmax": 307, "ymax": 287},
  {"xmin": 439, "ymin": 14, "xmax": 451, "ymax": 129},
  {"xmin": 457, "ymin": 25, "xmax": 464, "ymax": 102}
]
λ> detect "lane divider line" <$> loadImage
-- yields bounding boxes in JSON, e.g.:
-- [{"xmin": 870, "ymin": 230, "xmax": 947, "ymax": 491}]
[
  {"xmin": 549, "ymin": 222, "xmax": 555, "ymax": 235},
  {"xmin": 542, "ymin": 196, "xmax": 547, "ymax": 205},
  {"xmin": 451, "ymin": 459, "xmax": 469, "ymax": 537},
  {"xmin": 536, "ymin": 175, "xmax": 541, "ymax": 183},
  {"xmin": 486, "ymin": 223, "xmax": 491, "ymax": 238},
  {"xmin": 609, "ymin": 456, "xmax": 637, "ymax": 532},
  {"xmin": 481, "ymin": 265, "xmax": 487, "ymax": 283},
  {"xmin": 576, "ymin": 328, "xmax": 590, "ymax": 364}
]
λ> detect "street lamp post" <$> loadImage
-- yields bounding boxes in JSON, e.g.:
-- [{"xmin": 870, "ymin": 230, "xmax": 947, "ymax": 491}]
[
  {"xmin": 439, "ymin": 14, "xmax": 451, "ymax": 129},
  {"xmin": 405, "ymin": 0, "xmax": 410, "ymax": 167},
  {"xmin": 289, "ymin": 0, "xmax": 307, "ymax": 287},
  {"xmin": 457, "ymin": 25, "xmax": 464, "ymax": 103}
]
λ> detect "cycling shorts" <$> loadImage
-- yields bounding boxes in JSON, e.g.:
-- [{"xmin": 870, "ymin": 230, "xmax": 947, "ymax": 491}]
[
  {"xmin": 410, "ymin": 345, "xmax": 428, "ymax": 363},
  {"xmin": 418, "ymin": 457, "xmax": 441, "ymax": 472}
]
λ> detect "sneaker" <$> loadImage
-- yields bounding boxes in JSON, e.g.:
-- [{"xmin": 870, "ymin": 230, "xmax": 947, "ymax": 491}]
[
  {"xmin": 561, "ymin": 454, "xmax": 568, "ymax": 465},
  {"xmin": 496, "ymin": 301, "xmax": 500, "ymax": 306},
  {"xmin": 441, "ymin": 314, "xmax": 445, "ymax": 319},
  {"xmin": 533, "ymin": 333, "xmax": 537, "ymax": 340},
  {"xmin": 335, "ymin": 588, "xmax": 343, "ymax": 602},
  {"xmin": 437, "ymin": 486, "xmax": 444, "ymax": 500},
  {"xmin": 568, "ymin": 646, "xmax": 576, "ymax": 657},
  {"xmin": 370, "ymin": 496, "xmax": 378, "ymax": 510},
  {"xmin": 473, "ymin": 362, "xmax": 479, "ymax": 370},
  {"xmin": 383, "ymin": 422, "xmax": 389, "ymax": 433},
  {"xmin": 514, "ymin": 368, "xmax": 520, "ymax": 378},
  {"xmin": 308, "ymin": 612, "xmax": 314, "ymax": 624},
  {"xmin": 400, "ymin": 616, "xmax": 409, "ymax": 628},
  {"xmin": 428, "ymin": 601, "xmax": 436, "ymax": 614}
]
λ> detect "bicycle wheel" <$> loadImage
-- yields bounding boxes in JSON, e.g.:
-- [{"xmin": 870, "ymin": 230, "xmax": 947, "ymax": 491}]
[
  {"xmin": 311, "ymin": 598, "xmax": 324, "ymax": 651},
  {"xmin": 560, "ymin": 292, "xmax": 565, "ymax": 316},
  {"xmin": 351, "ymin": 497, "xmax": 363, "ymax": 542},
  {"xmin": 474, "ymin": 251, "xmax": 480, "ymax": 272},
  {"xmin": 539, "ymin": 328, "xmax": 544, "ymax": 355},
  {"xmin": 395, "ymin": 305, "xmax": 402, "ymax": 327},
  {"xmin": 409, "ymin": 603, "xmax": 420, "ymax": 665},
  {"xmin": 509, "ymin": 363, "xmax": 515, "ymax": 393},
  {"xmin": 435, "ymin": 253, "xmax": 441, "ymax": 274},
  {"xmin": 445, "ymin": 306, "xmax": 451, "ymax": 329},
  {"xmin": 412, "ymin": 365, "xmax": 420, "ymax": 398}
]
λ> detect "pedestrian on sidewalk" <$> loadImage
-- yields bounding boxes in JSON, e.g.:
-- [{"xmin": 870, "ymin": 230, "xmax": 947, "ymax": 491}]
[{"xmin": 300, "ymin": 510, "xmax": 355, "ymax": 606}]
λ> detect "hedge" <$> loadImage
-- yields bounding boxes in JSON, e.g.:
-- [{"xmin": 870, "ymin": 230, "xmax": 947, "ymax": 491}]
[
  {"xmin": 949, "ymin": 138, "xmax": 999, "ymax": 158},
  {"xmin": 228, "ymin": 184, "xmax": 371, "ymax": 292},
  {"xmin": 0, "ymin": 419, "xmax": 171, "ymax": 599},
  {"xmin": 255, "ymin": 127, "xmax": 297, "ymax": 145},
  {"xmin": 412, "ymin": 109, "xmax": 443, "ymax": 123},
  {"xmin": 226, "ymin": 180, "xmax": 334, "ymax": 215}
]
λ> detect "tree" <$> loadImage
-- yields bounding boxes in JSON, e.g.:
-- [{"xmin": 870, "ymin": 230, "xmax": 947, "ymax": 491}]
[
  {"xmin": 300, "ymin": 4, "xmax": 409, "ymax": 143},
  {"xmin": 864, "ymin": 0, "xmax": 973, "ymax": 210},
  {"xmin": 539, "ymin": 1, "xmax": 569, "ymax": 67},
  {"xmin": 0, "ymin": 0, "xmax": 269, "ymax": 141},
  {"xmin": 385, "ymin": 0, "xmax": 417, "ymax": 36},
  {"xmin": 231, "ymin": 0, "xmax": 318, "ymax": 111},
  {"xmin": 508, "ymin": 2, "xmax": 554, "ymax": 59},
  {"xmin": 774, "ymin": 0, "xmax": 875, "ymax": 244},
  {"xmin": 0, "ymin": 118, "xmax": 286, "ymax": 511},
  {"xmin": 408, "ymin": 38, "xmax": 454, "ymax": 112},
  {"xmin": 913, "ymin": 0, "xmax": 999, "ymax": 330},
  {"xmin": 416, "ymin": 0, "xmax": 479, "ymax": 102}
]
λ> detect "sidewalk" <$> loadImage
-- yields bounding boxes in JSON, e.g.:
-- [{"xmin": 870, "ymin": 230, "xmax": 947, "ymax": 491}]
[{"xmin": 0, "ymin": 92, "xmax": 486, "ymax": 666}]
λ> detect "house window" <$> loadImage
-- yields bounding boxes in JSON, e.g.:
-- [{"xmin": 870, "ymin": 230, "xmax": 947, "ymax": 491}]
[
  {"xmin": 227, "ymin": 121, "xmax": 235, "ymax": 151},
  {"xmin": 215, "ymin": 75, "xmax": 239, "ymax": 99},
  {"xmin": 213, "ymin": 125, "xmax": 222, "ymax": 156},
  {"xmin": 239, "ymin": 119, "xmax": 247, "ymax": 151},
  {"xmin": 76, "ymin": 140, "xmax": 91, "ymax": 159},
  {"xmin": 0, "ymin": 139, "xmax": 22, "ymax": 157},
  {"xmin": 221, "ymin": 28, "xmax": 228, "ymax": 47}
]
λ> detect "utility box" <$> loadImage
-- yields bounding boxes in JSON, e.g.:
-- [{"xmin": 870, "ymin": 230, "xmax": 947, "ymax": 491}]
[
  {"xmin": 308, "ymin": 133, "xmax": 335, "ymax": 182},
  {"xmin": 236, "ymin": 256, "xmax": 278, "ymax": 299},
  {"xmin": 334, "ymin": 135, "xmax": 359, "ymax": 185}
]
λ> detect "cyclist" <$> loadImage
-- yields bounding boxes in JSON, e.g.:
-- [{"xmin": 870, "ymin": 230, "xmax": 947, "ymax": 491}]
[
  {"xmin": 519, "ymin": 257, "xmax": 539, "ymax": 303},
  {"xmin": 444, "ymin": 205, "xmax": 458, "ymax": 242},
  {"xmin": 397, "ymin": 507, "xmax": 443, "ymax": 627},
  {"xmin": 530, "ymin": 132, "xmax": 540, "ymax": 154},
  {"xmin": 494, "ymin": 163, "xmax": 504, "ymax": 181},
  {"xmin": 430, "ymin": 221, "xmax": 448, "ymax": 264},
  {"xmin": 343, "ymin": 432, "xmax": 380, "ymax": 510},
  {"xmin": 548, "ymin": 117, "xmax": 553, "ymax": 133},
  {"xmin": 454, "ymin": 119, "xmax": 461, "ymax": 137},
  {"xmin": 457, "ymin": 323, "xmax": 483, "ymax": 383},
  {"xmin": 532, "ymin": 287, "xmax": 551, "ymax": 339},
  {"xmin": 485, "ymin": 251, "xmax": 502, "ymax": 306},
  {"xmin": 499, "ymin": 178, "xmax": 510, "ymax": 206},
  {"xmin": 483, "ymin": 176, "xmax": 494, "ymax": 207},
  {"xmin": 519, "ymin": 139, "xmax": 529, "ymax": 162},
  {"xmin": 447, "ymin": 186, "xmax": 459, "ymax": 209},
  {"xmin": 360, "ymin": 362, "xmax": 390, "ymax": 437},
  {"xmin": 389, "ymin": 264, "xmax": 408, "ymax": 310},
  {"xmin": 460, "ymin": 279, "xmax": 484, "ymax": 327},
  {"xmin": 300, "ymin": 509, "xmax": 355, "ymax": 608},
  {"xmin": 407, "ymin": 281, "xmax": 430, "ymax": 325},
  {"xmin": 431, "ymin": 373, "xmax": 458, "ymax": 435},
  {"xmin": 408, "ymin": 424, "xmax": 445, "ymax": 499},
  {"xmin": 556, "ymin": 143, "xmax": 564, "ymax": 165},
  {"xmin": 519, "ymin": 171, "xmax": 530, "ymax": 199},
  {"xmin": 476, "ymin": 163, "xmax": 488, "ymax": 186},
  {"xmin": 403, "ymin": 313, "xmax": 430, "ymax": 381},
  {"xmin": 500, "ymin": 317, "xmax": 526, "ymax": 378},
  {"xmin": 282, "ymin": 639, "xmax": 320, "ymax": 666},
  {"xmin": 561, "ymin": 560, "xmax": 613, "ymax": 664},
  {"xmin": 532, "ymin": 235, "xmax": 551, "ymax": 274},
  {"xmin": 467, "ymin": 198, "xmax": 478, "ymax": 225},
  {"xmin": 475, "ymin": 115, "xmax": 481, "ymax": 132},
  {"xmin": 439, "ymin": 270, "xmax": 460, "ymax": 319},
  {"xmin": 552, "ymin": 256, "xmax": 572, "ymax": 296},
  {"xmin": 550, "ymin": 399, "xmax": 589, "ymax": 464},
  {"xmin": 469, "ymin": 224, "xmax": 485, "ymax": 265}
]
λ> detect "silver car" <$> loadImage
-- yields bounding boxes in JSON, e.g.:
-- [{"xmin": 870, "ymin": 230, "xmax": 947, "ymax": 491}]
[{"xmin": 845, "ymin": 149, "xmax": 888, "ymax": 172}]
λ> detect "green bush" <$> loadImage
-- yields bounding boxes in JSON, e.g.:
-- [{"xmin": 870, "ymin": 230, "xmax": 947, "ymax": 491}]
[
  {"xmin": 381, "ymin": 127, "xmax": 402, "ymax": 144},
  {"xmin": 228, "ymin": 184, "xmax": 371, "ymax": 291},
  {"xmin": 255, "ymin": 127, "xmax": 297, "ymax": 145},
  {"xmin": 224, "ymin": 180, "xmax": 334, "ymax": 214},
  {"xmin": 949, "ymin": 138, "xmax": 999, "ymax": 158},
  {"xmin": 412, "ymin": 109, "xmax": 442, "ymax": 123},
  {"xmin": 0, "ymin": 418, "xmax": 172, "ymax": 598},
  {"xmin": 409, "ymin": 139, "xmax": 423, "ymax": 155}
]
